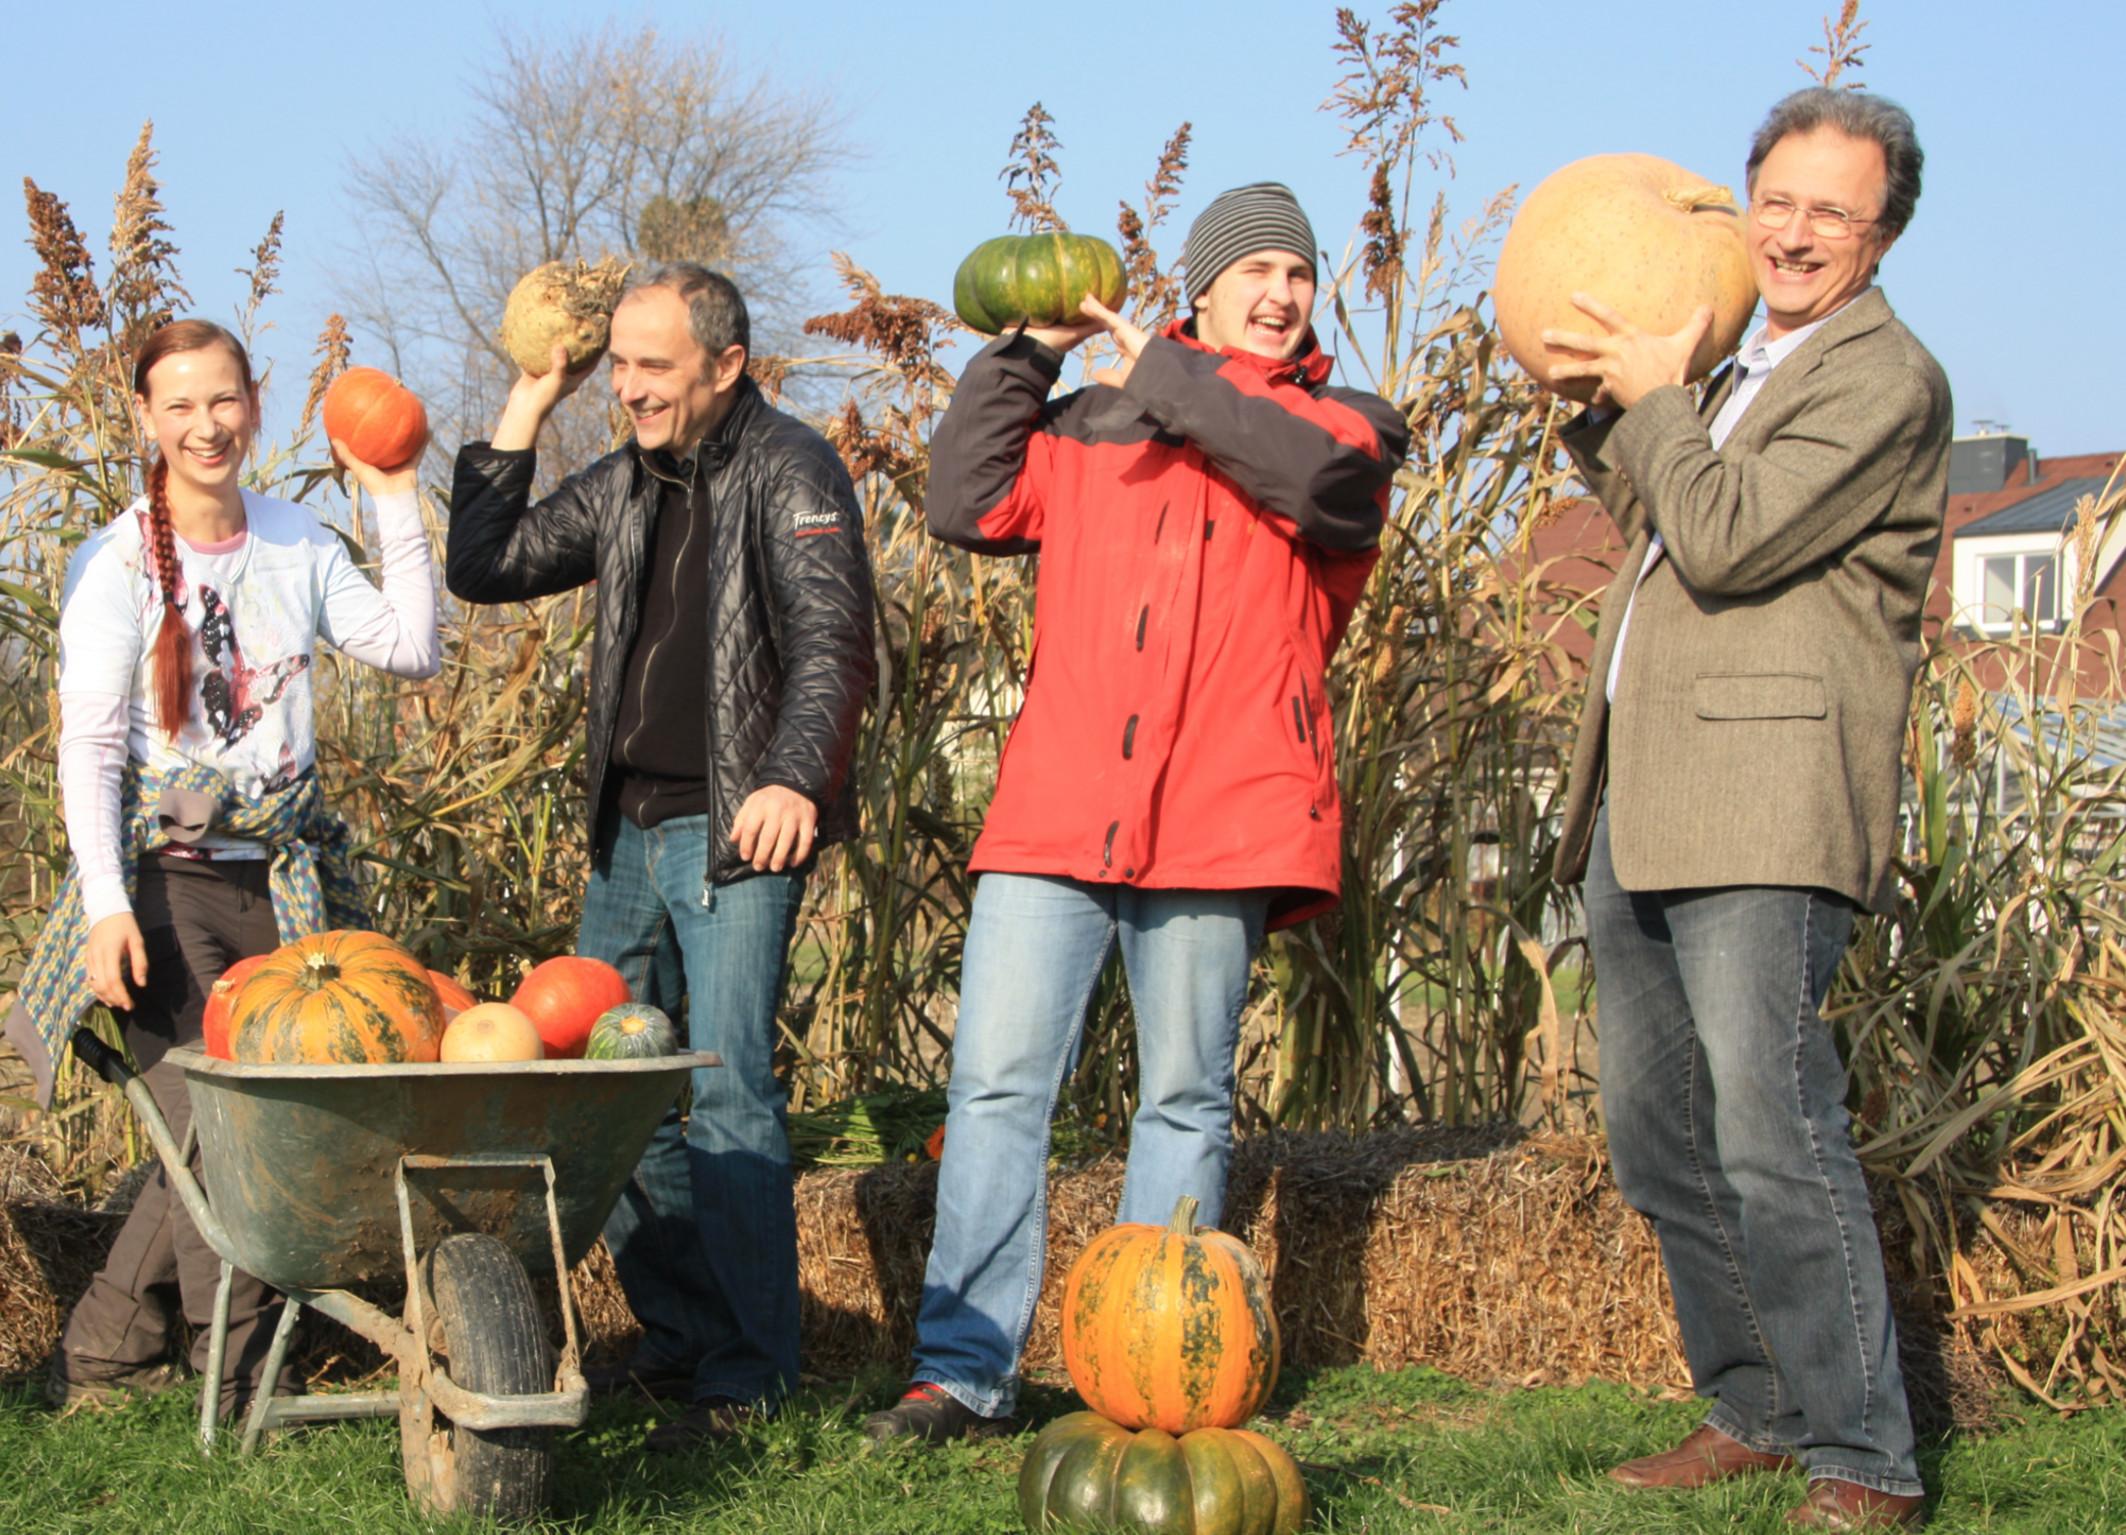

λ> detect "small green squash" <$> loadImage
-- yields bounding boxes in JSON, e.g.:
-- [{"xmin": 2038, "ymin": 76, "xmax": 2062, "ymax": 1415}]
[
  {"xmin": 953, "ymin": 232, "xmax": 1128, "ymax": 334},
  {"xmin": 1019, "ymin": 1412, "xmax": 1309, "ymax": 1535},
  {"xmin": 583, "ymin": 1002, "xmax": 679, "ymax": 1061}
]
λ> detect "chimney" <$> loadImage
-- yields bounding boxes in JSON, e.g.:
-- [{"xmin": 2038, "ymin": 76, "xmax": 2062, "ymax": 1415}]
[{"xmin": 1948, "ymin": 431, "xmax": 2031, "ymax": 494}]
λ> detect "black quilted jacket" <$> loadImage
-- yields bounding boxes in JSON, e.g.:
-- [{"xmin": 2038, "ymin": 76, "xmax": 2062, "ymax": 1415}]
[{"xmin": 446, "ymin": 379, "xmax": 876, "ymax": 886}]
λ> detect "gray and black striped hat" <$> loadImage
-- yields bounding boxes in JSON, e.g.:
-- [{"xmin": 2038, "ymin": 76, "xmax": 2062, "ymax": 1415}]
[{"xmin": 1180, "ymin": 183, "xmax": 1318, "ymax": 301}]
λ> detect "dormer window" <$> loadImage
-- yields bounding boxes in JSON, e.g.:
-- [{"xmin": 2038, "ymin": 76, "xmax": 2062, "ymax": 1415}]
[{"xmin": 1979, "ymin": 550, "xmax": 2060, "ymax": 630}]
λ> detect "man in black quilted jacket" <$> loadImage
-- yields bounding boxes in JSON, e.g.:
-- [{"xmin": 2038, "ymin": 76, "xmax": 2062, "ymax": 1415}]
[{"xmin": 448, "ymin": 262, "xmax": 875, "ymax": 1452}]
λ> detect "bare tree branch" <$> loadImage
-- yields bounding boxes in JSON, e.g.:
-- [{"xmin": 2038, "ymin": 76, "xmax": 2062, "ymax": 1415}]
[{"xmin": 337, "ymin": 20, "xmax": 848, "ymax": 475}]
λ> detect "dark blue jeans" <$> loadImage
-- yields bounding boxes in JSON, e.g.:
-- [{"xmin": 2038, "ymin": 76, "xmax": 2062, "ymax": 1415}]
[
  {"xmin": 1586, "ymin": 809, "xmax": 1920, "ymax": 1497},
  {"xmin": 579, "ymin": 814, "xmax": 804, "ymax": 1409}
]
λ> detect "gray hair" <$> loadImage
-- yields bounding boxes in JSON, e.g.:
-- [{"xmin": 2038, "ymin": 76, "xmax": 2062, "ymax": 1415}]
[
  {"xmin": 620, "ymin": 261, "xmax": 751, "ymax": 360},
  {"xmin": 1745, "ymin": 87, "xmax": 1923, "ymax": 242}
]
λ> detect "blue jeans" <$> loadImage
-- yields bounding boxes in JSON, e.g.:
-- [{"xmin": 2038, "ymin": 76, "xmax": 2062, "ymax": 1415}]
[
  {"xmin": 911, "ymin": 873, "xmax": 1270, "ymax": 1418},
  {"xmin": 580, "ymin": 814, "xmax": 805, "ymax": 1409},
  {"xmin": 1586, "ymin": 809, "xmax": 1920, "ymax": 1497}
]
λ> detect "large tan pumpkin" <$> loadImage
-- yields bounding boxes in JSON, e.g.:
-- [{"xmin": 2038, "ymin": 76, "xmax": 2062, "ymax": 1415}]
[{"xmin": 1494, "ymin": 153, "xmax": 1755, "ymax": 403}]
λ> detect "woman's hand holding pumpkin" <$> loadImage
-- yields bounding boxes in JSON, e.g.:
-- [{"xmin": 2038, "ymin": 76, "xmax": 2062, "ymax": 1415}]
[{"xmin": 332, "ymin": 430, "xmax": 429, "ymax": 498}]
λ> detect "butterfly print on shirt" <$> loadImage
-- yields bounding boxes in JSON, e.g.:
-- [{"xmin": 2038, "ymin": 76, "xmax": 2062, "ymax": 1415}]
[{"xmin": 196, "ymin": 585, "xmax": 310, "ymax": 747}]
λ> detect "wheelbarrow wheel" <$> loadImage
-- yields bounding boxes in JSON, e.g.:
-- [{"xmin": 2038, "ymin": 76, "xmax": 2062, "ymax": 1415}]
[{"xmin": 401, "ymin": 1233, "xmax": 553, "ymax": 1521}]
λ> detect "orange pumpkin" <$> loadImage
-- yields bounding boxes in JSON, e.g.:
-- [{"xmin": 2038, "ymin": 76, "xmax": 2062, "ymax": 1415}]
[
  {"xmin": 321, "ymin": 366, "xmax": 429, "ymax": 471},
  {"xmin": 1493, "ymin": 153, "xmax": 1755, "ymax": 403},
  {"xmin": 510, "ymin": 956, "xmax": 629, "ymax": 1059},
  {"xmin": 1061, "ymin": 1194, "xmax": 1279, "ymax": 1435},
  {"xmin": 428, "ymin": 969, "xmax": 478, "ymax": 1020},
  {"xmin": 226, "ymin": 930, "xmax": 446, "ymax": 1065},
  {"xmin": 439, "ymin": 1003, "xmax": 545, "ymax": 1063},
  {"xmin": 201, "ymin": 954, "xmax": 271, "ymax": 1060}
]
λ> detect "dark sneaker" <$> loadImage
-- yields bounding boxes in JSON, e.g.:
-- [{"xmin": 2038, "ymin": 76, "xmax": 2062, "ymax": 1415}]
[
  {"xmin": 645, "ymin": 1396, "xmax": 774, "ymax": 1453},
  {"xmin": 584, "ymin": 1357, "xmax": 695, "ymax": 1401},
  {"xmin": 861, "ymin": 1381, "xmax": 1012, "ymax": 1446},
  {"xmin": 46, "ymin": 1356, "xmax": 185, "ymax": 1411}
]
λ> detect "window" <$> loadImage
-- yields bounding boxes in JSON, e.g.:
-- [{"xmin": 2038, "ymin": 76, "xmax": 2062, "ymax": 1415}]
[{"xmin": 1979, "ymin": 551, "xmax": 2059, "ymax": 629}]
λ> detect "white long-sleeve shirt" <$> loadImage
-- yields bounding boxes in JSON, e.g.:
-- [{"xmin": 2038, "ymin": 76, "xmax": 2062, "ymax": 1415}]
[{"xmin": 56, "ymin": 487, "xmax": 439, "ymax": 925}]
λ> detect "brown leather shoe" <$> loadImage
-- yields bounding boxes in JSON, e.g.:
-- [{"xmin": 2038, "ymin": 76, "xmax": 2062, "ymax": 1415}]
[
  {"xmin": 45, "ymin": 1355, "xmax": 185, "ymax": 1411},
  {"xmin": 1785, "ymin": 1479, "xmax": 1925, "ymax": 1529},
  {"xmin": 644, "ymin": 1396, "xmax": 775, "ymax": 1454},
  {"xmin": 1609, "ymin": 1424, "xmax": 1797, "ymax": 1489}
]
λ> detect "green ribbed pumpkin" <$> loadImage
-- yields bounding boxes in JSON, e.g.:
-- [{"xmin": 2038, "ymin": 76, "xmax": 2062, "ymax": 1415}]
[
  {"xmin": 583, "ymin": 1002, "xmax": 678, "ymax": 1060},
  {"xmin": 1062, "ymin": 1195, "xmax": 1279, "ymax": 1434},
  {"xmin": 953, "ymin": 233, "xmax": 1128, "ymax": 334},
  {"xmin": 1019, "ymin": 1412, "xmax": 1309, "ymax": 1535}
]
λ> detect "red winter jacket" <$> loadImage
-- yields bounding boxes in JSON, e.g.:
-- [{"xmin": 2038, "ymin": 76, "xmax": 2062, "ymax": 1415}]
[{"xmin": 927, "ymin": 321, "xmax": 1409, "ymax": 927}]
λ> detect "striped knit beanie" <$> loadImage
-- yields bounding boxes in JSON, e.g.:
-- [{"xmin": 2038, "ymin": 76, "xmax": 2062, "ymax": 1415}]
[{"xmin": 1180, "ymin": 183, "xmax": 1318, "ymax": 301}]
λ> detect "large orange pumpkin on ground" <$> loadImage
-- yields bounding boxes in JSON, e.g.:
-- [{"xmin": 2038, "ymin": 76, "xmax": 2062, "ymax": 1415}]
[
  {"xmin": 201, "ymin": 954, "xmax": 271, "ymax": 1059},
  {"xmin": 1493, "ymin": 153, "xmax": 1756, "ymax": 403},
  {"xmin": 226, "ymin": 930, "xmax": 445, "ymax": 1065},
  {"xmin": 1061, "ymin": 1194, "xmax": 1279, "ymax": 1435},
  {"xmin": 439, "ymin": 1003, "xmax": 545, "ymax": 1063},
  {"xmin": 510, "ymin": 956, "xmax": 629, "ymax": 1059},
  {"xmin": 321, "ymin": 366, "xmax": 429, "ymax": 471}
]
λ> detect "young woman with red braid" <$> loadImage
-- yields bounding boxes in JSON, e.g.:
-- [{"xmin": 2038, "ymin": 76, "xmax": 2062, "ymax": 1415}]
[{"xmin": 5, "ymin": 319, "xmax": 439, "ymax": 1413}]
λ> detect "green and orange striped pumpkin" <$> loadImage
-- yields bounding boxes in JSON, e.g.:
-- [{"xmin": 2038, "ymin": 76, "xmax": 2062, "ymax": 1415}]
[
  {"xmin": 226, "ymin": 930, "xmax": 446, "ymax": 1065},
  {"xmin": 1061, "ymin": 1195, "xmax": 1279, "ymax": 1435},
  {"xmin": 1018, "ymin": 1411, "xmax": 1309, "ymax": 1535}
]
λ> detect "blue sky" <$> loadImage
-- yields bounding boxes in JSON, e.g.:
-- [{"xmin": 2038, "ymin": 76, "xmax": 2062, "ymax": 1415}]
[{"xmin": 3, "ymin": 0, "xmax": 2116, "ymax": 454}]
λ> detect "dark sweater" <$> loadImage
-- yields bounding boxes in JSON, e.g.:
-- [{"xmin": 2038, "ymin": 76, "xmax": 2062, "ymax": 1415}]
[{"xmin": 610, "ymin": 461, "xmax": 711, "ymax": 826}]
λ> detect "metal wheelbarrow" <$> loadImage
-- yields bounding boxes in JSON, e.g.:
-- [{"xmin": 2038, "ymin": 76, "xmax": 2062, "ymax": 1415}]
[{"xmin": 71, "ymin": 1030, "xmax": 714, "ymax": 1522}]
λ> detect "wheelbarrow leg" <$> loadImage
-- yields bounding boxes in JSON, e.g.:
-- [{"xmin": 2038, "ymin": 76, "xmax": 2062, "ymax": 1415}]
[
  {"xmin": 200, "ymin": 1259, "xmax": 234, "ymax": 1452},
  {"xmin": 240, "ymin": 1298, "xmax": 303, "ymax": 1453}
]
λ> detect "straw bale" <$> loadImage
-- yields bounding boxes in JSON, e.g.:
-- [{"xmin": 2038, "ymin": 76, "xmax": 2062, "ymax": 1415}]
[
  {"xmin": 0, "ymin": 1143, "xmax": 120, "ymax": 1378},
  {"xmin": 0, "ymin": 1129, "xmax": 2004, "ymax": 1429}
]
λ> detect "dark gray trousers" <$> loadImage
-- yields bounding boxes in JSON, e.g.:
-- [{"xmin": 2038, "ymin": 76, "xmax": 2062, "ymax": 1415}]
[{"xmin": 59, "ymin": 853, "xmax": 286, "ymax": 1403}]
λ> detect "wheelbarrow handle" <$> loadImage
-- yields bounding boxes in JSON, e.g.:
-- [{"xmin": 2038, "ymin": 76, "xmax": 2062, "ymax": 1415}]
[
  {"xmin": 71, "ymin": 1027, "xmax": 132, "ymax": 1087},
  {"xmin": 70, "ymin": 1028, "xmax": 235, "ymax": 1261}
]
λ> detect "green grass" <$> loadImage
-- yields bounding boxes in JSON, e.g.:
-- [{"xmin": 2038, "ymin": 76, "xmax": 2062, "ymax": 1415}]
[{"xmin": 1, "ymin": 1365, "xmax": 2118, "ymax": 1533}]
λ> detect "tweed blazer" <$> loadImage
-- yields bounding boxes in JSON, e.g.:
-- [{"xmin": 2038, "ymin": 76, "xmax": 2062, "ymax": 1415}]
[{"xmin": 1552, "ymin": 288, "xmax": 1952, "ymax": 912}]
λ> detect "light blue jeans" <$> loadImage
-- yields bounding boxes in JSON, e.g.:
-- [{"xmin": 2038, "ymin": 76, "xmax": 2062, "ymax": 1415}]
[
  {"xmin": 911, "ymin": 873, "xmax": 1271, "ymax": 1418},
  {"xmin": 579, "ymin": 813, "xmax": 805, "ymax": 1409},
  {"xmin": 1586, "ymin": 808, "xmax": 1921, "ymax": 1497}
]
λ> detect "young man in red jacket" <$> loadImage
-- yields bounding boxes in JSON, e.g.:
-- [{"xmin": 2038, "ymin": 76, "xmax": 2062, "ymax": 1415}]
[{"xmin": 866, "ymin": 183, "xmax": 1408, "ymax": 1443}]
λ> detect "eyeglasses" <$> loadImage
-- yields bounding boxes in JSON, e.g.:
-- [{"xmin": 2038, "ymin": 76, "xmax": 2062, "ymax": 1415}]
[{"xmin": 1750, "ymin": 196, "xmax": 1879, "ymax": 241}]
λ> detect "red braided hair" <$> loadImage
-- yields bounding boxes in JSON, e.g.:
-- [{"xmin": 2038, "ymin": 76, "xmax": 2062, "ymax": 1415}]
[
  {"xmin": 130, "ymin": 319, "xmax": 255, "ymax": 740},
  {"xmin": 143, "ymin": 455, "xmax": 191, "ymax": 737}
]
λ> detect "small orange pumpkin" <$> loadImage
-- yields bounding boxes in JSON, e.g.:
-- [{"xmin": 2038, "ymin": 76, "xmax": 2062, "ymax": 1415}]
[
  {"xmin": 510, "ymin": 956, "xmax": 630, "ymax": 1059},
  {"xmin": 226, "ymin": 930, "xmax": 445, "ymax": 1065},
  {"xmin": 427, "ymin": 969, "xmax": 478, "ymax": 1020},
  {"xmin": 202, "ymin": 954, "xmax": 272, "ymax": 1059},
  {"xmin": 1061, "ymin": 1194, "xmax": 1280, "ymax": 1435},
  {"xmin": 321, "ymin": 366, "xmax": 429, "ymax": 471}
]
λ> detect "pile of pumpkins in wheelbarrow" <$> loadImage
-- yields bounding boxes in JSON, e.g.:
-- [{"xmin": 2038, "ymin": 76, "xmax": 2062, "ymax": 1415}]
[{"xmin": 199, "ymin": 929, "xmax": 676, "ymax": 1066}]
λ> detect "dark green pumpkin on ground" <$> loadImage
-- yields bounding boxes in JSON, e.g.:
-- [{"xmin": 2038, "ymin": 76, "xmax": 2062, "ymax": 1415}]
[
  {"xmin": 583, "ymin": 1002, "xmax": 678, "ymax": 1060},
  {"xmin": 953, "ymin": 233, "xmax": 1128, "ymax": 334},
  {"xmin": 1019, "ymin": 1411, "xmax": 1309, "ymax": 1535}
]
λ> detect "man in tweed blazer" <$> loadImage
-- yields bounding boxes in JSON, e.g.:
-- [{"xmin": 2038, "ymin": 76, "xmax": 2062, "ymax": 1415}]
[{"xmin": 1542, "ymin": 89, "xmax": 1949, "ymax": 1530}]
